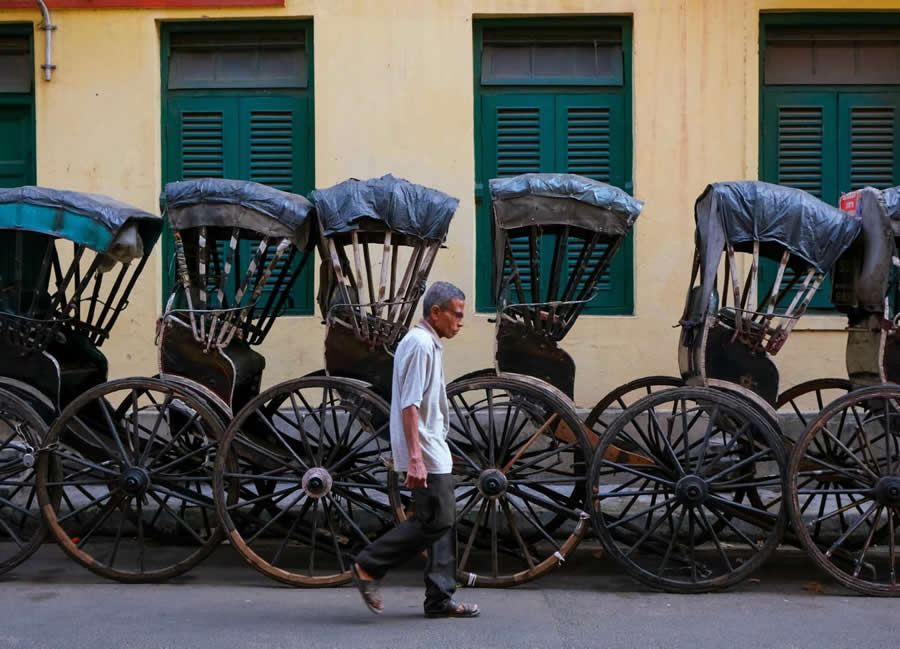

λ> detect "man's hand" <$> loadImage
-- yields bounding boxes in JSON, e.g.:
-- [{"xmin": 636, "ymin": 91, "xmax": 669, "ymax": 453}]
[{"xmin": 405, "ymin": 456, "xmax": 428, "ymax": 488}]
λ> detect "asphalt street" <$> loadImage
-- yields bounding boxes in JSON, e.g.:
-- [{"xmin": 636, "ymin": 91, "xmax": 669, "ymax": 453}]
[{"xmin": 1, "ymin": 543, "xmax": 898, "ymax": 649}]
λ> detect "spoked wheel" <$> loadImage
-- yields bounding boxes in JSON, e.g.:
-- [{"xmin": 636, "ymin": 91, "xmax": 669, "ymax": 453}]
[
  {"xmin": 390, "ymin": 375, "xmax": 591, "ymax": 588},
  {"xmin": 583, "ymin": 376, "xmax": 684, "ymax": 542},
  {"xmin": 787, "ymin": 385, "xmax": 900, "ymax": 596},
  {"xmin": 214, "ymin": 376, "xmax": 394, "ymax": 587},
  {"xmin": 585, "ymin": 376, "xmax": 684, "ymax": 436},
  {"xmin": 777, "ymin": 378, "xmax": 853, "ymax": 437},
  {"xmin": 35, "ymin": 378, "xmax": 229, "ymax": 583},
  {"xmin": 590, "ymin": 387, "xmax": 786, "ymax": 593},
  {"xmin": 0, "ymin": 389, "xmax": 49, "ymax": 575}
]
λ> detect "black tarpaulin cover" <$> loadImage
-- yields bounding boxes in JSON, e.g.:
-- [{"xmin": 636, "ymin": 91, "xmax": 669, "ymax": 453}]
[
  {"xmin": 884, "ymin": 186, "xmax": 900, "ymax": 220},
  {"xmin": 489, "ymin": 173, "xmax": 643, "ymax": 232},
  {"xmin": 164, "ymin": 179, "xmax": 314, "ymax": 248},
  {"xmin": 695, "ymin": 181, "xmax": 860, "ymax": 274},
  {"xmin": 310, "ymin": 174, "xmax": 459, "ymax": 241}
]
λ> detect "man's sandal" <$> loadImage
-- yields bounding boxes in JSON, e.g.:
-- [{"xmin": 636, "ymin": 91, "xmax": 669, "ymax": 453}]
[
  {"xmin": 351, "ymin": 563, "xmax": 384, "ymax": 615},
  {"xmin": 424, "ymin": 600, "xmax": 480, "ymax": 618}
]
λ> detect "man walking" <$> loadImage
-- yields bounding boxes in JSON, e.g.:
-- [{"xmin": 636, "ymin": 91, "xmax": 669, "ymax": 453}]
[{"xmin": 351, "ymin": 281, "xmax": 479, "ymax": 619}]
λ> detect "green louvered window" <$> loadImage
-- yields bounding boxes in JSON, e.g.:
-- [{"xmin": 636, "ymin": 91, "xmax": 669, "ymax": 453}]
[
  {"xmin": 759, "ymin": 16, "xmax": 900, "ymax": 313},
  {"xmin": 0, "ymin": 27, "xmax": 34, "ymax": 189},
  {"xmin": 0, "ymin": 26, "xmax": 36, "ymax": 300},
  {"xmin": 162, "ymin": 23, "xmax": 314, "ymax": 315},
  {"xmin": 474, "ymin": 19, "xmax": 634, "ymax": 314}
]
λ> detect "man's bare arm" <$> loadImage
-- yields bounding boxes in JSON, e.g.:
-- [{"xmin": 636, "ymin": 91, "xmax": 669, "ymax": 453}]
[{"xmin": 402, "ymin": 404, "xmax": 427, "ymax": 488}]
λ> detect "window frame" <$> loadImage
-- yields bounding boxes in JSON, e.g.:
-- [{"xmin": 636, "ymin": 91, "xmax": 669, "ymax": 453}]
[
  {"xmin": 0, "ymin": 23, "xmax": 36, "ymax": 188},
  {"xmin": 473, "ymin": 17, "xmax": 634, "ymax": 314},
  {"xmin": 758, "ymin": 13, "xmax": 900, "ymax": 314},
  {"xmin": 159, "ymin": 20, "xmax": 315, "ymax": 314}
]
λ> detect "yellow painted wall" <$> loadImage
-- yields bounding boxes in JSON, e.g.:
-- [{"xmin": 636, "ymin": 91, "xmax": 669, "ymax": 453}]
[{"xmin": 1, "ymin": 0, "xmax": 898, "ymax": 407}]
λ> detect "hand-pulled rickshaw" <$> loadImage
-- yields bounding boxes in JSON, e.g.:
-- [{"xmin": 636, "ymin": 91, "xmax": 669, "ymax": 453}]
[
  {"xmin": 396, "ymin": 173, "xmax": 641, "ymax": 588},
  {"xmin": 0, "ymin": 186, "xmax": 162, "ymax": 577},
  {"xmin": 31, "ymin": 179, "xmax": 314, "ymax": 583},
  {"xmin": 211, "ymin": 174, "xmax": 459, "ymax": 587},
  {"xmin": 588, "ymin": 181, "xmax": 863, "ymax": 593},
  {"xmin": 781, "ymin": 184, "xmax": 900, "ymax": 596}
]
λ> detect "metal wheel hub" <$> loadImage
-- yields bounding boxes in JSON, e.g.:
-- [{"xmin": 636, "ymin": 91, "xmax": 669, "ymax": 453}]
[
  {"xmin": 120, "ymin": 466, "xmax": 151, "ymax": 496},
  {"xmin": 478, "ymin": 468, "xmax": 508, "ymax": 499},
  {"xmin": 873, "ymin": 476, "xmax": 900, "ymax": 506},
  {"xmin": 675, "ymin": 474, "xmax": 708, "ymax": 505},
  {"xmin": 302, "ymin": 467, "xmax": 333, "ymax": 499}
]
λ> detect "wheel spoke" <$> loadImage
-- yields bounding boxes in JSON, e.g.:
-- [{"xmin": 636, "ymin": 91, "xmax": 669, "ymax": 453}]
[
  {"xmin": 98, "ymin": 399, "xmax": 132, "ymax": 464},
  {"xmin": 270, "ymin": 498, "xmax": 312, "ymax": 568},
  {"xmin": 622, "ymin": 499, "xmax": 678, "ymax": 559},
  {"xmin": 325, "ymin": 494, "xmax": 373, "ymax": 547},
  {"xmin": 255, "ymin": 409, "xmax": 310, "ymax": 471},
  {"xmin": 0, "ymin": 513, "xmax": 25, "ymax": 547},
  {"xmin": 656, "ymin": 506, "xmax": 687, "ymax": 577},
  {"xmin": 322, "ymin": 497, "xmax": 348, "ymax": 574},
  {"xmin": 500, "ymin": 497, "xmax": 535, "ymax": 569},
  {"xmin": 599, "ymin": 460, "xmax": 675, "ymax": 487},
  {"xmin": 694, "ymin": 505, "xmax": 733, "ymax": 572},
  {"xmin": 75, "ymin": 491, "xmax": 127, "ymax": 549},
  {"xmin": 149, "ymin": 442, "xmax": 217, "ymax": 475},
  {"xmin": 459, "ymin": 499, "xmax": 489, "ymax": 571},
  {"xmin": 851, "ymin": 505, "xmax": 883, "ymax": 578},
  {"xmin": 145, "ymin": 411, "xmax": 201, "ymax": 470},
  {"xmin": 285, "ymin": 392, "xmax": 317, "ymax": 461},
  {"xmin": 147, "ymin": 488, "xmax": 210, "ymax": 546},
  {"xmin": 244, "ymin": 491, "xmax": 306, "ymax": 544},
  {"xmin": 824, "ymin": 501, "xmax": 878, "ymax": 558},
  {"xmin": 137, "ymin": 393, "xmax": 174, "ymax": 466},
  {"xmin": 647, "ymin": 407, "xmax": 685, "ymax": 476},
  {"xmin": 704, "ymin": 447, "xmax": 774, "ymax": 485}
]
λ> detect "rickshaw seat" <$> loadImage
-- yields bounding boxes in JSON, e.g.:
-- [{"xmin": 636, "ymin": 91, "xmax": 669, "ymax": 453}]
[
  {"xmin": 158, "ymin": 313, "xmax": 265, "ymax": 411},
  {"xmin": 715, "ymin": 307, "xmax": 778, "ymax": 339}
]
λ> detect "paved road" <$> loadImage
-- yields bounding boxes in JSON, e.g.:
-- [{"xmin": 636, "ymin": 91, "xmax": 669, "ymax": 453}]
[{"xmin": 1, "ymin": 544, "xmax": 897, "ymax": 649}]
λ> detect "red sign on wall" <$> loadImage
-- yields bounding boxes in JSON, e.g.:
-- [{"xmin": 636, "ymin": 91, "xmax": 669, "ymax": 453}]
[{"xmin": 0, "ymin": 1, "xmax": 284, "ymax": 8}]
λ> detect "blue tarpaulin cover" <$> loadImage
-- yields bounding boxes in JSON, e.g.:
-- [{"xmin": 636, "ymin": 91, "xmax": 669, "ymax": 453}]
[{"xmin": 0, "ymin": 185, "xmax": 162, "ymax": 258}]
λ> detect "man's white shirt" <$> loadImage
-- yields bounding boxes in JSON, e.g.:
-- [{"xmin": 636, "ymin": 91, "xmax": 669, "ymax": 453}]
[{"xmin": 389, "ymin": 319, "xmax": 452, "ymax": 474}]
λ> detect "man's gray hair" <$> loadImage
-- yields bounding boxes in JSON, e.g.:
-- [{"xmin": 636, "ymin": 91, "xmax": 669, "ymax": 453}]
[{"xmin": 422, "ymin": 281, "xmax": 465, "ymax": 317}]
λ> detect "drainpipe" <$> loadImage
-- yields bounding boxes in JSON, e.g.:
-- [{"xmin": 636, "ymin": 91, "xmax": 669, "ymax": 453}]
[{"xmin": 35, "ymin": 0, "xmax": 56, "ymax": 81}]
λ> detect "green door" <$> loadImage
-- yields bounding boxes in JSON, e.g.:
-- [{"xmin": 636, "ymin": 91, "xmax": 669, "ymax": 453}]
[
  {"xmin": 760, "ymin": 90, "xmax": 838, "ymax": 310},
  {"xmin": 163, "ymin": 93, "xmax": 314, "ymax": 314},
  {"xmin": 477, "ymin": 92, "xmax": 633, "ymax": 313},
  {"xmin": 0, "ymin": 103, "xmax": 35, "ymax": 187},
  {"xmin": 760, "ymin": 90, "xmax": 900, "ymax": 311},
  {"xmin": 837, "ymin": 92, "xmax": 900, "ymax": 192},
  {"xmin": 555, "ymin": 94, "xmax": 631, "ymax": 314}
]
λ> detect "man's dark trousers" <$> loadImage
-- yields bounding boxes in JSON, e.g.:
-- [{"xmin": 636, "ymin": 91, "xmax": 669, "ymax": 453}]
[{"xmin": 356, "ymin": 473, "xmax": 456, "ymax": 610}]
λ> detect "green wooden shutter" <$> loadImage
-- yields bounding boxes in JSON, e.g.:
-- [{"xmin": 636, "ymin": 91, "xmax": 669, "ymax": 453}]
[
  {"xmin": 164, "ymin": 96, "xmax": 236, "ymax": 299},
  {"xmin": 763, "ymin": 91, "xmax": 838, "ymax": 201},
  {"xmin": 164, "ymin": 94, "xmax": 313, "ymax": 314},
  {"xmin": 167, "ymin": 95, "xmax": 240, "ymax": 180},
  {"xmin": 556, "ymin": 94, "xmax": 631, "ymax": 314},
  {"xmin": 838, "ymin": 92, "xmax": 900, "ymax": 191},
  {"xmin": 478, "ymin": 93, "xmax": 633, "ymax": 314},
  {"xmin": 478, "ymin": 94, "xmax": 553, "ymax": 310},
  {"xmin": 0, "ymin": 103, "xmax": 35, "ymax": 187},
  {"xmin": 760, "ymin": 91, "xmax": 838, "ymax": 310},
  {"xmin": 239, "ymin": 96, "xmax": 313, "ymax": 315}
]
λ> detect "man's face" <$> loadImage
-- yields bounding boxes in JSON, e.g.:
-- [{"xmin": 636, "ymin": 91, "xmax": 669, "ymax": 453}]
[{"xmin": 429, "ymin": 297, "xmax": 465, "ymax": 339}]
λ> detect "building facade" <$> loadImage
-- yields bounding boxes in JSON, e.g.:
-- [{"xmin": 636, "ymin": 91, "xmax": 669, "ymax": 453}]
[{"xmin": 1, "ymin": 0, "xmax": 898, "ymax": 407}]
